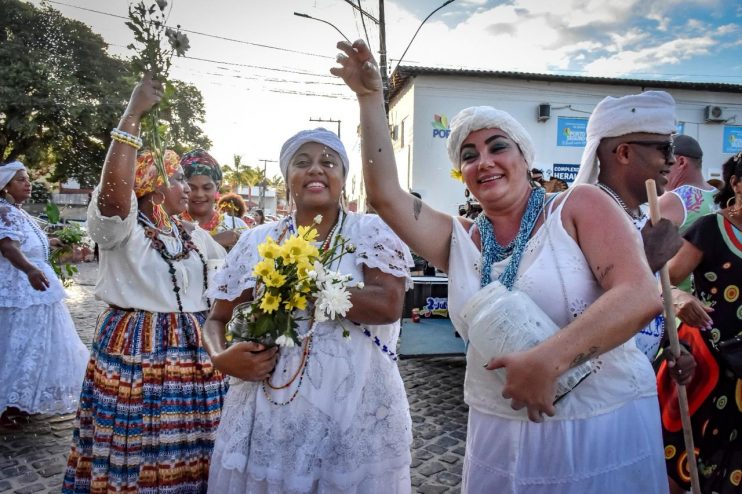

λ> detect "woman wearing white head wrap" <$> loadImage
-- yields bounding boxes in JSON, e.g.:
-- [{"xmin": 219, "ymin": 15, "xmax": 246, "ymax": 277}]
[
  {"xmin": 0, "ymin": 161, "xmax": 89, "ymax": 421},
  {"xmin": 335, "ymin": 39, "xmax": 669, "ymax": 493},
  {"xmin": 203, "ymin": 127, "xmax": 414, "ymax": 493}
]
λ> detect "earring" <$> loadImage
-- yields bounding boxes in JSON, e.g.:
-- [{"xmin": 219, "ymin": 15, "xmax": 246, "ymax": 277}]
[
  {"xmin": 151, "ymin": 191, "xmax": 166, "ymax": 206},
  {"xmin": 728, "ymin": 196, "xmax": 741, "ymax": 217}
]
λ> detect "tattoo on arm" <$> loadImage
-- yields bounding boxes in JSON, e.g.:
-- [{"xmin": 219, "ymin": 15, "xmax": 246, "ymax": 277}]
[
  {"xmin": 570, "ymin": 346, "xmax": 599, "ymax": 367},
  {"xmin": 597, "ymin": 264, "xmax": 614, "ymax": 284},
  {"xmin": 412, "ymin": 197, "xmax": 422, "ymax": 221}
]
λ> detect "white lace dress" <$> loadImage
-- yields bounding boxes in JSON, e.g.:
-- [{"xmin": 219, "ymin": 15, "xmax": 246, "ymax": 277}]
[
  {"xmin": 0, "ymin": 200, "xmax": 89, "ymax": 414},
  {"xmin": 207, "ymin": 213, "xmax": 414, "ymax": 494}
]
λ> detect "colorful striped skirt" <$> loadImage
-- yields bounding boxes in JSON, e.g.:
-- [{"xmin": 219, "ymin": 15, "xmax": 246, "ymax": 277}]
[{"xmin": 62, "ymin": 308, "xmax": 228, "ymax": 494}]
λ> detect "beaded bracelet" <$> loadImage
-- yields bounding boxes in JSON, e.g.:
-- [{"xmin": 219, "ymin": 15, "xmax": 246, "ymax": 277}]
[{"xmin": 110, "ymin": 128, "xmax": 143, "ymax": 150}]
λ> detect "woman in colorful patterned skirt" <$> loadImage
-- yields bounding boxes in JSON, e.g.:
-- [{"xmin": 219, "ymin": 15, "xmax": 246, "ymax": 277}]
[
  {"xmin": 664, "ymin": 153, "xmax": 742, "ymax": 493},
  {"xmin": 63, "ymin": 75, "xmax": 228, "ymax": 493},
  {"xmin": 203, "ymin": 128, "xmax": 414, "ymax": 493}
]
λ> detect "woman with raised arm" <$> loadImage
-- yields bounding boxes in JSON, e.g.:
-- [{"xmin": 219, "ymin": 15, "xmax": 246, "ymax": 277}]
[
  {"xmin": 334, "ymin": 40, "xmax": 668, "ymax": 493},
  {"xmin": 203, "ymin": 128, "xmax": 414, "ymax": 493},
  {"xmin": 63, "ymin": 76, "xmax": 228, "ymax": 493}
]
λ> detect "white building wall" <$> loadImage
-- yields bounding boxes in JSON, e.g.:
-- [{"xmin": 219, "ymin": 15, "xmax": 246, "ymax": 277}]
[{"xmin": 391, "ymin": 75, "xmax": 742, "ymax": 215}]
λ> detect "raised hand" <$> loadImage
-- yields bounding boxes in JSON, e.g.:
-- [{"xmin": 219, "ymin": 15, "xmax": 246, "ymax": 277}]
[
  {"xmin": 330, "ymin": 39, "xmax": 383, "ymax": 97},
  {"xmin": 124, "ymin": 73, "xmax": 164, "ymax": 119}
]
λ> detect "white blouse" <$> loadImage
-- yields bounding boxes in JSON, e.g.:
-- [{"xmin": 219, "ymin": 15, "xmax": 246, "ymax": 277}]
[
  {"xmin": 87, "ymin": 189, "xmax": 226, "ymax": 313},
  {"xmin": 447, "ymin": 192, "xmax": 658, "ymax": 421}
]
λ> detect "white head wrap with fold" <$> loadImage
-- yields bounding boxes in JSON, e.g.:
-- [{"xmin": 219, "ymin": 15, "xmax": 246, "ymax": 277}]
[
  {"xmin": 0, "ymin": 161, "xmax": 26, "ymax": 191},
  {"xmin": 447, "ymin": 106, "xmax": 535, "ymax": 170},
  {"xmin": 279, "ymin": 128, "xmax": 349, "ymax": 182},
  {"xmin": 574, "ymin": 90, "xmax": 677, "ymax": 185}
]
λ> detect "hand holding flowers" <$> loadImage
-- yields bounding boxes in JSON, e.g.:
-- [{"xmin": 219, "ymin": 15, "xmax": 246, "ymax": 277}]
[{"xmin": 227, "ymin": 215, "xmax": 358, "ymax": 347}]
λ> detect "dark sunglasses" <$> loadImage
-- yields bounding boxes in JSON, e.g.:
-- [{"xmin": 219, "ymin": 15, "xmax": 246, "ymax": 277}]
[{"xmin": 613, "ymin": 140, "xmax": 675, "ymax": 162}]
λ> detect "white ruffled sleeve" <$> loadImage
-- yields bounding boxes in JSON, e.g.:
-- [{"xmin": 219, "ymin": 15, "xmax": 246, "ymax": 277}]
[
  {"xmin": 0, "ymin": 203, "xmax": 25, "ymax": 243},
  {"xmin": 351, "ymin": 214, "xmax": 414, "ymax": 290},
  {"xmin": 86, "ymin": 187, "xmax": 137, "ymax": 249},
  {"xmin": 208, "ymin": 221, "xmax": 285, "ymax": 301}
]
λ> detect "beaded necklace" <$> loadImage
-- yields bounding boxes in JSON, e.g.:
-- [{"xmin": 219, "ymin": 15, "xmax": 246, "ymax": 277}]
[
  {"xmin": 597, "ymin": 183, "xmax": 647, "ymax": 222},
  {"xmin": 0, "ymin": 197, "xmax": 49, "ymax": 262},
  {"xmin": 137, "ymin": 211, "xmax": 210, "ymax": 314},
  {"xmin": 476, "ymin": 187, "xmax": 545, "ymax": 289},
  {"xmin": 261, "ymin": 209, "xmax": 345, "ymax": 406},
  {"xmin": 181, "ymin": 209, "xmax": 222, "ymax": 234}
]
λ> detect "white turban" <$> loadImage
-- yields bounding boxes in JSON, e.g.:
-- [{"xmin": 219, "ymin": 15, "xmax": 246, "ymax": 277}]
[
  {"xmin": 0, "ymin": 161, "xmax": 26, "ymax": 191},
  {"xmin": 447, "ymin": 106, "xmax": 535, "ymax": 170},
  {"xmin": 574, "ymin": 90, "xmax": 677, "ymax": 185},
  {"xmin": 279, "ymin": 128, "xmax": 349, "ymax": 182}
]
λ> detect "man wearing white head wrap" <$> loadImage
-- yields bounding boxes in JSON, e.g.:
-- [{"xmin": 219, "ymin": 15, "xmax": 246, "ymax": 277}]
[
  {"xmin": 0, "ymin": 161, "xmax": 26, "ymax": 196},
  {"xmin": 576, "ymin": 90, "xmax": 684, "ymax": 362},
  {"xmin": 279, "ymin": 128, "xmax": 349, "ymax": 183}
]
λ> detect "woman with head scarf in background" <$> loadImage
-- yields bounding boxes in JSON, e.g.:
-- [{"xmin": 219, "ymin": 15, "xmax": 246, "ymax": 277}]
[
  {"xmin": 202, "ymin": 128, "xmax": 414, "ymax": 493},
  {"xmin": 335, "ymin": 40, "xmax": 668, "ymax": 493},
  {"xmin": 63, "ymin": 76, "xmax": 228, "ymax": 493},
  {"xmin": 180, "ymin": 149, "xmax": 248, "ymax": 250},
  {"xmin": 0, "ymin": 161, "xmax": 89, "ymax": 423}
]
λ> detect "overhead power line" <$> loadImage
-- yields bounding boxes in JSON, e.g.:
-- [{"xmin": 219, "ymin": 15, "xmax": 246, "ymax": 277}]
[{"xmin": 44, "ymin": 0, "xmax": 334, "ymax": 60}]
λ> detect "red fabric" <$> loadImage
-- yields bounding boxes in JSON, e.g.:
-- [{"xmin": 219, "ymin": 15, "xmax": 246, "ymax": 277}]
[{"xmin": 657, "ymin": 324, "xmax": 719, "ymax": 432}]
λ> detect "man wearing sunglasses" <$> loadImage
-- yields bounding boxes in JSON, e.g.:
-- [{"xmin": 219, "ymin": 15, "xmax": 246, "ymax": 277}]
[{"xmin": 574, "ymin": 90, "xmax": 684, "ymax": 362}]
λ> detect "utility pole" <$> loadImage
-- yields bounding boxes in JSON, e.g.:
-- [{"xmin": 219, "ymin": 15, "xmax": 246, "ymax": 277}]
[
  {"xmin": 258, "ymin": 159, "xmax": 277, "ymax": 210},
  {"xmin": 378, "ymin": 0, "xmax": 389, "ymax": 115},
  {"xmin": 309, "ymin": 117, "xmax": 341, "ymax": 138}
]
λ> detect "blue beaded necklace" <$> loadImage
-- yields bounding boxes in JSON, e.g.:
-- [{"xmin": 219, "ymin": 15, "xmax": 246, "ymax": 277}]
[{"xmin": 476, "ymin": 187, "xmax": 545, "ymax": 289}]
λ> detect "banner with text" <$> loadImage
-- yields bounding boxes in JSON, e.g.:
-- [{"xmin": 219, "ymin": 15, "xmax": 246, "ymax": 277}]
[
  {"xmin": 552, "ymin": 163, "xmax": 581, "ymax": 184},
  {"xmin": 723, "ymin": 125, "xmax": 742, "ymax": 154},
  {"xmin": 557, "ymin": 117, "xmax": 588, "ymax": 147}
]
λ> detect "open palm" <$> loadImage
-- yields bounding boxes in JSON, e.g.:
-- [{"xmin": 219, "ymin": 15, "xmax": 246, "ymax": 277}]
[{"xmin": 331, "ymin": 40, "xmax": 383, "ymax": 97}]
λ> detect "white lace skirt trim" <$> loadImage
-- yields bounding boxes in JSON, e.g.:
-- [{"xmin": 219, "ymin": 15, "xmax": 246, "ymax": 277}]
[
  {"xmin": 0, "ymin": 301, "xmax": 89, "ymax": 414},
  {"xmin": 462, "ymin": 397, "xmax": 668, "ymax": 494}
]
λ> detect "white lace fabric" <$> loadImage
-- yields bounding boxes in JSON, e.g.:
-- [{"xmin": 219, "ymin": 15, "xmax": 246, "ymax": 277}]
[
  {"xmin": 0, "ymin": 202, "xmax": 65, "ymax": 308},
  {"xmin": 207, "ymin": 213, "xmax": 414, "ymax": 493}
]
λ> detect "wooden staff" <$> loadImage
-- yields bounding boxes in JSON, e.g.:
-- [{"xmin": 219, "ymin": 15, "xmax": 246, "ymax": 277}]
[{"xmin": 645, "ymin": 179, "xmax": 701, "ymax": 494}]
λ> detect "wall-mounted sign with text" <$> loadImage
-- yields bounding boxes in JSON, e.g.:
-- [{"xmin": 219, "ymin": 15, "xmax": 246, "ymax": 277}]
[
  {"xmin": 552, "ymin": 163, "xmax": 581, "ymax": 184},
  {"xmin": 723, "ymin": 125, "xmax": 742, "ymax": 154},
  {"xmin": 431, "ymin": 114, "xmax": 451, "ymax": 138},
  {"xmin": 556, "ymin": 117, "xmax": 588, "ymax": 147}
]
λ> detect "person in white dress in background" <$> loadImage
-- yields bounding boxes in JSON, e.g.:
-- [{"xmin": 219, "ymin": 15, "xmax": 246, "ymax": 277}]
[
  {"xmin": 0, "ymin": 160, "xmax": 89, "ymax": 422},
  {"xmin": 203, "ymin": 128, "xmax": 414, "ymax": 493}
]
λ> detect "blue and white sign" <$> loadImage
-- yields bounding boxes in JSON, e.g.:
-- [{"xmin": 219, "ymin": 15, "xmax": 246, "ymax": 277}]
[
  {"xmin": 723, "ymin": 125, "xmax": 742, "ymax": 153},
  {"xmin": 557, "ymin": 117, "xmax": 588, "ymax": 147},
  {"xmin": 552, "ymin": 163, "xmax": 580, "ymax": 184}
]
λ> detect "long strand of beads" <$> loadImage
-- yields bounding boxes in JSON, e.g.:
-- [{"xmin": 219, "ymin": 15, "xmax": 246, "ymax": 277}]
[
  {"xmin": 0, "ymin": 198, "xmax": 50, "ymax": 262},
  {"xmin": 261, "ymin": 334, "xmax": 314, "ymax": 406},
  {"xmin": 477, "ymin": 187, "xmax": 545, "ymax": 289},
  {"xmin": 362, "ymin": 328, "xmax": 398, "ymax": 362}
]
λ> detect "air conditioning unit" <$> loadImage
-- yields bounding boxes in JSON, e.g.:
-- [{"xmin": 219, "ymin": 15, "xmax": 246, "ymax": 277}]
[
  {"xmin": 704, "ymin": 105, "xmax": 726, "ymax": 122},
  {"xmin": 537, "ymin": 103, "xmax": 551, "ymax": 122}
]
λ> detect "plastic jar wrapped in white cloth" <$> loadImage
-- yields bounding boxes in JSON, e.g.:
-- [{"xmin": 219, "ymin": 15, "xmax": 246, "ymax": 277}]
[{"xmin": 460, "ymin": 281, "xmax": 591, "ymax": 402}]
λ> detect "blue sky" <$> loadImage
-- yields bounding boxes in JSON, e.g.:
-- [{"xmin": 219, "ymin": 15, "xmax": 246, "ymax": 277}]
[{"xmin": 30, "ymin": 0, "xmax": 742, "ymax": 177}]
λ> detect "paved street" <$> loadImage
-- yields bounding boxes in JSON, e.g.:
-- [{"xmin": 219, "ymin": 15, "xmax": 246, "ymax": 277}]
[{"xmin": 0, "ymin": 262, "xmax": 468, "ymax": 493}]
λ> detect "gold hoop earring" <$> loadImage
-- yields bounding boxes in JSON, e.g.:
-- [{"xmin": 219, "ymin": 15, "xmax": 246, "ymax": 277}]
[{"xmin": 151, "ymin": 191, "xmax": 166, "ymax": 206}]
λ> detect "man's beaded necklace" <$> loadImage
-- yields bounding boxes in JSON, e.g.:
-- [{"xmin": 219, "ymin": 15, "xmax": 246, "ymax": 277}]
[
  {"xmin": 476, "ymin": 187, "xmax": 545, "ymax": 289},
  {"xmin": 597, "ymin": 183, "xmax": 647, "ymax": 223}
]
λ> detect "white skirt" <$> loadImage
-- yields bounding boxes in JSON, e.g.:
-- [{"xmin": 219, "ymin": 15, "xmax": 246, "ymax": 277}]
[
  {"xmin": 0, "ymin": 301, "xmax": 89, "ymax": 414},
  {"xmin": 462, "ymin": 397, "xmax": 669, "ymax": 494}
]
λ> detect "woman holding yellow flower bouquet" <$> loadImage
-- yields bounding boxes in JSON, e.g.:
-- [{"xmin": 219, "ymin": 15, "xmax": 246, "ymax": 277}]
[{"xmin": 203, "ymin": 128, "xmax": 415, "ymax": 493}]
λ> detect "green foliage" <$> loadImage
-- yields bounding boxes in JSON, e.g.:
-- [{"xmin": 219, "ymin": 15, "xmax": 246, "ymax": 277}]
[
  {"xmin": 45, "ymin": 202, "xmax": 61, "ymax": 225},
  {"xmin": 0, "ymin": 0, "xmax": 132, "ymax": 187},
  {"xmin": 49, "ymin": 223, "xmax": 84, "ymax": 286},
  {"xmin": 30, "ymin": 181, "xmax": 51, "ymax": 203}
]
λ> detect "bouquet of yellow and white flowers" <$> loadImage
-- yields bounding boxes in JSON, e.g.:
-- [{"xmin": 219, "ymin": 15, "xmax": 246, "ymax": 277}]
[{"xmin": 227, "ymin": 215, "xmax": 358, "ymax": 347}]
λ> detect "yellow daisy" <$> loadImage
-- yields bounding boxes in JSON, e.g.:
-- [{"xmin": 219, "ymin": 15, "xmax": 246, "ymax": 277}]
[
  {"xmin": 298, "ymin": 225, "xmax": 319, "ymax": 243},
  {"xmin": 263, "ymin": 270, "xmax": 287, "ymax": 288},
  {"xmin": 260, "ymin": 291, "xmax": 281, "ymax": 313},
  {"xmin": 257, "ymin": 236, "xmax": 281, "ymax": 260},
  {"xmin": 284, "ymin": 292, "xmax": 308, "ymax": 311},
  {"xmin": 450, "ymin": 168, "xmax": 463, "ymax": 182},
  {"xmin": 253, "ymin": 258, "xmax": 276, "ymax": 279}
]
